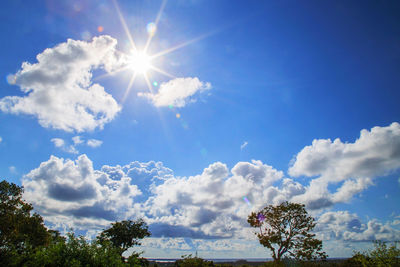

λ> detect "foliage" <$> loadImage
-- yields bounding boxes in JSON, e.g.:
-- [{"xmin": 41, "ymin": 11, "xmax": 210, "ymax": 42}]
[
  {"xmin": 127, "ymin": 251, "xmax": 150, "ymax": 267},
  {"xmin": 174, "ymin": 254, "xmax": 215, "ymax": 267},
  {"xmin": 346, "ymin": 240, "xmax": 400, "ymax": 267},
  {"xmin": 24, "ymin": 232, "xmax": 126, "ymax": 267},
  {"xmin": 248, "ymin": 201, "xmax": 327, "ymax": 262},
  {"xmin": 0, "ymin": 179, "xmax": 152, "ymax": 266},
  {"xmin": 0, "ymin": 180, "xmax": 52, "ymax": 265},
  {"xmin": 98, "ymin": 219, "xmax": 151, "ymax": 256}
]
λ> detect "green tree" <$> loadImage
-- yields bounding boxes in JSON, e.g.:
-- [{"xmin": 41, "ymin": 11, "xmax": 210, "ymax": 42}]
[
  {"xmin": 27, "ymin": 232, "xmax": 126, "ymax": 267},
  {"xmin": 98, "ymin": 219, "xmax": 151, "ymax": 256},
  {"xmin": 347, "ymin": 240, "xmax": 400, "ymax": 267},
  {"xmin": 0, "ymin": 180, "xmax": 52, "ymax": 265},
  {"xmin": 175, "ymin": 254, "xmax": 214, "ymax": 267},
  {"xmin": 248, "ymin": 201, "xmax": 327, "ymax": 263}
]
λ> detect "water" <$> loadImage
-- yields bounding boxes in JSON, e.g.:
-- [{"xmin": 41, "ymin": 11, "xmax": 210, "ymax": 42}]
[{"xmin": 147, "ymin": 258, "xmax": 271, "ymax": 263}]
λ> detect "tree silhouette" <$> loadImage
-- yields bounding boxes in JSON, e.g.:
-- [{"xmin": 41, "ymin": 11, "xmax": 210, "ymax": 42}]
[{"xmin": 248, "ymin": 201, "xmax": 327, "ymax": 262}]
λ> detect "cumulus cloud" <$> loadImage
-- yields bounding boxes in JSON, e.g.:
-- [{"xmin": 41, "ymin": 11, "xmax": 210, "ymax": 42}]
[
  {"xmin": 289, "ymin": 122, "xmax": 400, "ymax": 209},
  {"xmin": 0, "ymin": 36, "xmax": 123, "ymax": 132},
  {"xmin": 316, "ymin": 211, "xmax": 400, "ymax": 242},
  {"xmin": 22, "ymin": 155, "xmax": 175, "ymax": 232},
  {"xmin": 143, "ymin": 160, "xmax": 286, "ymax": 239},
  {"xmin": 87, "ymin": 139, "xmax": 103, "ymax": 148},
  {"xmin": 23, "ymin": 155, "xmax": 287, "ymax": 238},
  {"xmin": 22, "ymin": 155, "xmax": 142, "ymax": 230},
  {"xmin": 21, "ymin": 123, "xmax": 400, "ymax": 242},
  {"xmin": 138, "ymin": 77, "xmax": 211, "ymax": 107}
]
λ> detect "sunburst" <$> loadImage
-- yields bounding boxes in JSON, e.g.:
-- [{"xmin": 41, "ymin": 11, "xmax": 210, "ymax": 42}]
[
  {"xmin": 128, "ymin": 50, "xmax": 152, "ymax": 74},
  {"xmin": 109, "ymin": 0, "xmax": 214, "ymax": 104}
]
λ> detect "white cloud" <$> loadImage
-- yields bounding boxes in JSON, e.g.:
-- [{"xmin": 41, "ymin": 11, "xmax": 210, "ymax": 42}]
[
  {"xmin": 23, "ymin": 155, "xmax": 286, "ymax": 238},
  {"xmin": 22, "ymin": 123, "xmax": 400, "ymax": 244},
  {"xmin": 9, "ymin": 166, "xmax": 17, "ymax": 174},
  {"xmin": 0, "ymin": 36, "xmax": 123, "ymax": 132},
  {"xmin": 289, "ymin": 122, "xmax": 400, "ymax": 209},
  {"xmin": 22, "ymin": 155, "xmax": 142, "ymax": 231},
  {"xmin": 51, "ymin": 138, "xmax": 79, "ymax": 154},
  {"xmin": 0, "ymin": 136, "xmax": 2, "ymax": 143},
  {"xmin": 72, "ymin": 136, "xmax": 84, "ymax": 145},
  {"xmin": 87, "ymin": 139, "xmax": 103, "ymax": 148},
  {"xmin": 51, "ymin": 138, "xmax": 65, "ymax": 148},
  {"xmin": 138, "ymin": 77, "xmax": 211, "ymax": 107},
  {"xmin": 144, "ymin": 160, "xmax": 285, "ymax": 239},
  {"xmin": 240, "ymin": 141, "xmax": 248, "ymax": 150},
  {"xmin": 316, "ymin": 211, "xmax": 400, "ymax": 242},
  {"xmin": 52, "ymin": 136, "xmax": 103, "ymax": 153}
]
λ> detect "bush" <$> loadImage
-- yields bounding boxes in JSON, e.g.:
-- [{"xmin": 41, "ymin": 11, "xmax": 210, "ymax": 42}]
[
  {"xmin": 345, "ymin": 241, "xmax": 400, "ymax": 267},
  {"xmin": 25, "ymin": 232, "xmax": 125, "ymax": 267},
  {"xmin": 175, "ymin": 254, "xmax": 214, "ymax": 267}
]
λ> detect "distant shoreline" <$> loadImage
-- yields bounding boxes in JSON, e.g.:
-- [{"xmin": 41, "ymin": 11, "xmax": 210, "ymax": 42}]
[{"xmin": 147, "ymin": 257, "xmax": 348, "ymax": 262}]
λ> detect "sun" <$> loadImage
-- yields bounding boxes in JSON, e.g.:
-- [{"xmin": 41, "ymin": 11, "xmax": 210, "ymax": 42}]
[
  {"xmin": 110, "ymin": 0, "xmax": 209, "ymax": 103},
  {"xmin": 129, "ymin": 50, "xmax": 152, "ymax": 74}
]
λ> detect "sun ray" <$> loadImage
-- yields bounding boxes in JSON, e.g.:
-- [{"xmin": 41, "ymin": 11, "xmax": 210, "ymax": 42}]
[
  {"xmin": 112, "ymin": 0, "xmax": 137, "ymax": 51},
  {"xmin": 121, "ymin": 72, "xmax": 138, "ymax": 104},
  {"xmin": 150, "ymin": 65, "xmax": 176, "ymax": 79},
  {"xmin": 143, "ymin": 72, "xmax": 154, "ymax": 94},
  {"xmin": 144, "ymin": 0, "xmax": 167, "ymax": 54},
  {"xmin": 150, "ymin": 31, "xmax": 216, "ymax": 60},
  {"xmin": 93, "ymin": 65, "xmax": 131, "ymax": 81}
]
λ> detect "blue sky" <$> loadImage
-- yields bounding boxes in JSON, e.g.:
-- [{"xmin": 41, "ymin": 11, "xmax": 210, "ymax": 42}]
[{"xmin": 1, "ymin": 0, "xmax": 400, "ymax": 258}]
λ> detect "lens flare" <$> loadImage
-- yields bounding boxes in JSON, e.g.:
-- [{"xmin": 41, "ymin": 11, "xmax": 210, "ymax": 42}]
[
  {"xmin": 97, "ymin": 26, "xmax": 104, "ymax": 32},
  {"xmin": 6, "ymin": 74, "xmax": 16, "ymax": 85},
  {"xmin": 243, "ymin": 196, "xmax": 251, "ymax": 207},
  {"xmin": 146, "ymin": 22, "xmax": 157, "ymax": 36},
  {"xmin": 81, "ymin": 31, "xmax": 91, "ymax": 41},
  {"xmin": 257, "ymin": 213, "xmax": 266, "ymax": 222}
]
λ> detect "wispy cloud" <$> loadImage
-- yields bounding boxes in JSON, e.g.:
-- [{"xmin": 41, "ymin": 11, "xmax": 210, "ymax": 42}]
[
  {"xmin": 138, "ymin": 77, "xmax": 211, "ymax": 107},
  {"xmin": 87, "ymin": 139, "xmax": 103, "ymax": 148},
  {"xmin": 240, "ymin": 141, "xmax": 248, "ymax": 150},
  {"xmin": 9, "ymin": 166, "xmax": 17, "ymax": 174},
  {"xmin": 51, "ymin": 138, "xmax": 79, "ymax": 154},
  {"xmin": 72, "ymin": 136, "xmax": 84, "ymax": 145},
  {"xmin": 51, "ymin": 136, "xmax": 103, "ymax": 153}
]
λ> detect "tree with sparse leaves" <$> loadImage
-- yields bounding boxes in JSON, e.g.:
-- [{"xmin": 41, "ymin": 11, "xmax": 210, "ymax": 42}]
[
  {"xmin": 98, "ymin": 219, "xmax": 151, "ymax": 256},
  {"xmin": 248, "ymin": 201, "xmax": 327, "ymax": 263}
]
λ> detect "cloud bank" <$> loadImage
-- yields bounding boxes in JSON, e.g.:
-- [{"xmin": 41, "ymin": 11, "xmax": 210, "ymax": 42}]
[{"xmin": 22, "ymin": 123, "xmax": 400, "ymax": 247}]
